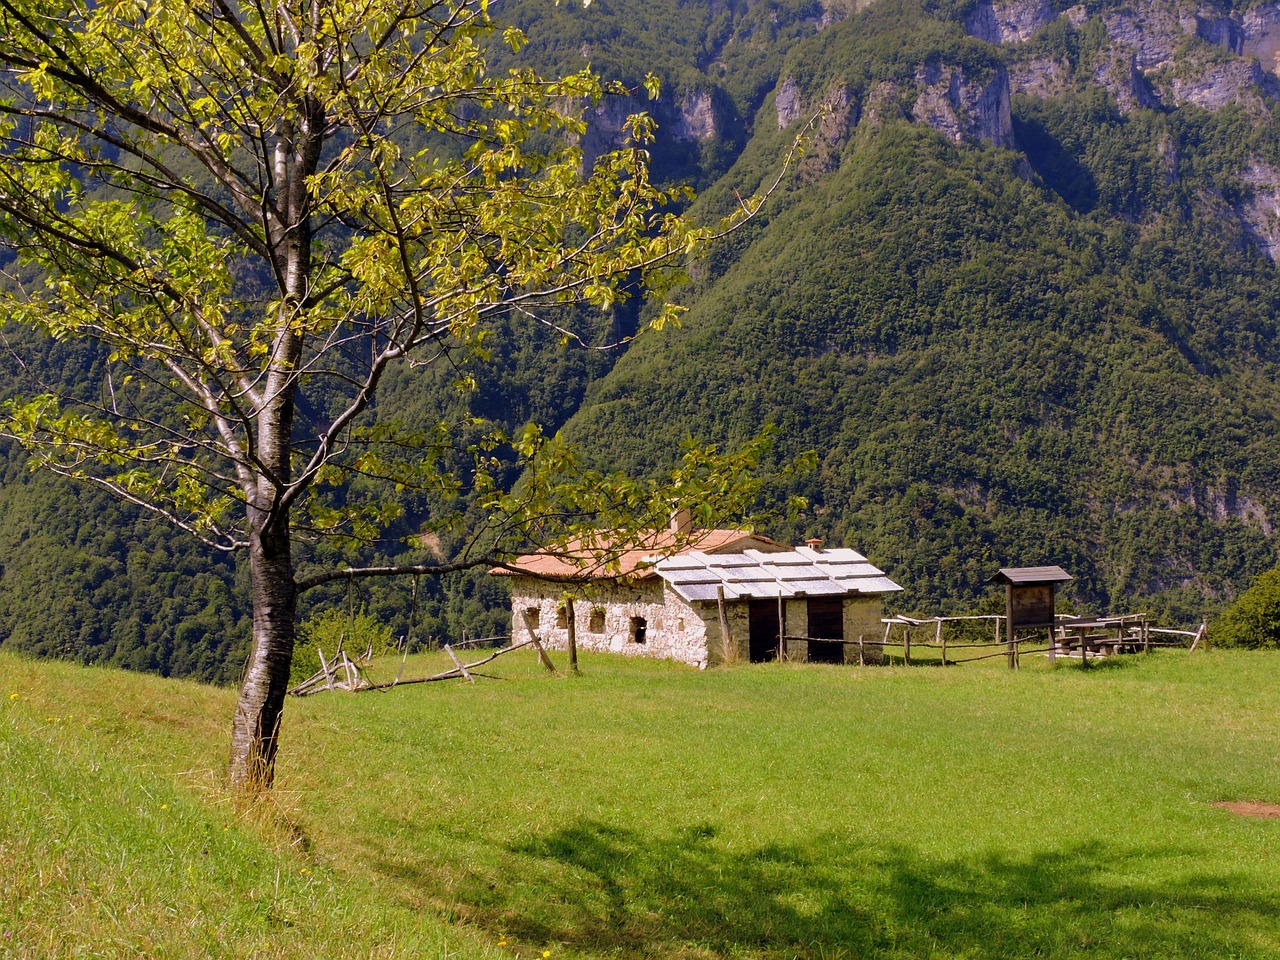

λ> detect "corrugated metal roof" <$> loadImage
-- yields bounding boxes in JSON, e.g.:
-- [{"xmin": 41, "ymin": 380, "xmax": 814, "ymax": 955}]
[
  {"xmin": 987, "ymin": 566, "xmax": 1073, "ymax": 585},
  {"xmin": 655, "ymin": 548, "xmax": 902, "ymax": 603}
]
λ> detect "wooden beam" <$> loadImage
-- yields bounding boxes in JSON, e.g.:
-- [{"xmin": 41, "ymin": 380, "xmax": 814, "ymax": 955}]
[
  {"xmin": 777, "ymin": 594, "xmax": 786, "ymax": 662},
  {"xmin": 717, "ymin": 586, "xmax": 733, "ymax": 664},
  {"xmin": 1190, "ymin": 622, "xmax": 1206, "ymax": 653},
  {"xmin": 444, "ymin": 643, "xmax": 474, "ymax": 684},
  {"xmin": 1005, "ymin": 587, "xmax": 1017, "ymax": 670},
  {"xmin": 521, "ymin": 609, "xmax": 559, "ymax": 674},
  {"xmin": 566, "ymin": 599, "xmax": 580, "ymax": 675}
]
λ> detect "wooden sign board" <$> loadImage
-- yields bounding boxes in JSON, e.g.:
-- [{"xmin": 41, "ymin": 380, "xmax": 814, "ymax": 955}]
[{"xmin": 1009, "ymin": 583, "xmax": 1055, "ymax": 628}]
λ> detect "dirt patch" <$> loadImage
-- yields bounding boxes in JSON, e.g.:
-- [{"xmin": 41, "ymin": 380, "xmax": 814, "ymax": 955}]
[{"xmin": 1213, "ymin": 800, "xmax": 1280, "ymax": 819}]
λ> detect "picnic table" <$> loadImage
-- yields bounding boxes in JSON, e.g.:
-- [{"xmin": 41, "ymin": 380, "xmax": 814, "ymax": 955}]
[{"xmin": 1054, "ymin": 615, "xmax": 1148, "ymax": 659}]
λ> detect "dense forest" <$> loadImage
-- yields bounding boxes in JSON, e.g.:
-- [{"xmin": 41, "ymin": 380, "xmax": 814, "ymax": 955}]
[{"xmin": 5, "ymin": 0, "xmax": 1280, "ymax": 678}]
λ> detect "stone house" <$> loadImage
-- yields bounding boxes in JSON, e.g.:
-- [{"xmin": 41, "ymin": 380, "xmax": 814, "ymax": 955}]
[{"xmin": 495, "ymin": 521, "xmax": 902, "ymax": 669}]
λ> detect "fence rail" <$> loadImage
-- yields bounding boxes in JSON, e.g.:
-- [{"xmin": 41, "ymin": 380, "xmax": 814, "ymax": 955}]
[{"xmin": 785, "ymin": 614, "xmax": 1207, "ymax": 669}]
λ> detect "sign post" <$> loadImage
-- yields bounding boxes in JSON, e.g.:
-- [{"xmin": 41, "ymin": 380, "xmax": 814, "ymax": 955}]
[{"xmin": 987, "ymin": 567, "xmax": 1074, "ymax": 669}]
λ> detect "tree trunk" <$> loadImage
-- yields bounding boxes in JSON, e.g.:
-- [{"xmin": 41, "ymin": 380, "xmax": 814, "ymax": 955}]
[
  {"xmin": 566, "ymin": 599, "xmax": 579, "ymax": 674},
  {"xmin": 227, "ymin": 121, "xmax": 312, "ymax": 791},
  {"xmin": 228, "ymin": 520, "xmax": 297, "ymax": 790}
]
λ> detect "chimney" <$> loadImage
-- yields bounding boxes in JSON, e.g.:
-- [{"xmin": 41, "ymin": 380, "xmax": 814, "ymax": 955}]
[
  {"xmin": 670, "ymin": 507, "xmax": 693, "ymax": 536},
  {"xmin": 805, "ymin": 538, "xmax": 824, "ymax": 551}
]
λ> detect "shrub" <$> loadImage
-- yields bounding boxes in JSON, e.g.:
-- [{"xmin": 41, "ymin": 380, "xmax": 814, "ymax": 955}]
[
  {"xmin": 290, "ymin": 607, "xmax": 395, "ymax": 686},
  {"xmin": 1214, "ymin": 568, "xmax": 1280, "ymax": 650}
]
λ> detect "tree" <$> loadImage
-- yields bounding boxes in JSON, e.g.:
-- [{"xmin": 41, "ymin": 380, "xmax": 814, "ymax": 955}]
[
  {"xmin": 0, "ymin": 0, "xmax": 794, "ymax": 789},
  {"xmin": 1214, "ymin": 567, "xmax": 1280, "ymax": 650}
]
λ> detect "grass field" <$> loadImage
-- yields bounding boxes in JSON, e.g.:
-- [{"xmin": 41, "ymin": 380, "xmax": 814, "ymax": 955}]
[{"xmin": 2, "ymin": 647, "xmax": 1278, "ymax": 959}]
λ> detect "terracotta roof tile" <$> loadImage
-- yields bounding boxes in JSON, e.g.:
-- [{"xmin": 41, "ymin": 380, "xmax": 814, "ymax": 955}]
[{"xmin": 493, "ymin": 529, "xmax": 783, "ymax": 580}]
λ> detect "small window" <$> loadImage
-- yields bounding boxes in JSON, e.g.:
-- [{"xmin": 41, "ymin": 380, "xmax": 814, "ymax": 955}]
[
  {"xmin": 555, "ymin": 605, "xmax": 568, "ymax": 629},
  {"xmin": 631, "ymin": 616, "xmax": 647, "ymax": 644},
  {"xmin": 589, "ymin": 607, "xmax": 606, "ymax": 633},
  {"xmin": 524, "ymin": 607, "xmax": 540, "ymax": 629}
]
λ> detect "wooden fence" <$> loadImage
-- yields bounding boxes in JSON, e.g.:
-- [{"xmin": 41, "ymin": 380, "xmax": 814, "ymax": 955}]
[{"xmin": 867, "ymin": 614, "xmax": 1206, "ymax": 669}]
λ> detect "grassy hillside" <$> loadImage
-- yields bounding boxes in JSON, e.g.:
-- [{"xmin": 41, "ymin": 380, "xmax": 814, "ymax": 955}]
[{"xmin": 4, "ymin": 647, "xmax": 1279, "ymax": 958}]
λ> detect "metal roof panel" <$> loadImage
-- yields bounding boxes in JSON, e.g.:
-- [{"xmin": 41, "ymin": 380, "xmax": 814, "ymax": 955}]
[
  {"xmin": 657, "ymin": 545, "xmax": 902, "ymax": 598},
  {"xmin": 809, "ymin": 548, "xmax": 869, "ymax": 563},
  {"xmin": 987, "ymin": 566, "xmax": 1073, "ymax": 585},
  {"xmin": 675, "ymin": 584, "xmax": 727, "ymax": 602},
  {"xmin": 854, "ymin": 577, "xmax": 905, "ymax": 593},
  {"xmin": 784, "ymin": 580, "xmax": 847, "ymax": 595}
]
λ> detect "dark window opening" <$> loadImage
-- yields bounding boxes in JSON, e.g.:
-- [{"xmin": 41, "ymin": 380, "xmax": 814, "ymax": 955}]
[
  {"xmin": 525, "ymin": 607, "xmax": 540, "ymax": 629},
  {"xmin": 556, "ymin": 605, "xmax": 568, "ymax": 629},
  {"xmin": 630, "ymin": 616, "xmax": 647, "ymax": 644},
  {"xmin": 589, "ymin": 608, "xmax": 605, "ymax": 633}
]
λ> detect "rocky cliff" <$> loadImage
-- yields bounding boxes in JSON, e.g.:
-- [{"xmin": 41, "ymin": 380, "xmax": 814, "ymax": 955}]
[
  {"xmin": 961, "ymin": 0, "xmax": 1280, "ymax": 259},
  {"xmin": 970, "ymin": 0, "xmax": 1280, "ymax": 112},
  {"xmin": 566, "ymin": 0, "xmax": 1280, "ymax": 259},
  {"xmin": 776, "ymin": 62, "xmax": 1014, "ymax": 154}
]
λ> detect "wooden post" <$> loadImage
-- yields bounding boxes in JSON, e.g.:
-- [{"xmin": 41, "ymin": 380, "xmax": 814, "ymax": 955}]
[
  {"xmin": 1190, "ymin": 622, "xmax": 1206, "ymax": 653},
  {"xmin": 777, "ymin": 595, "xmax": 786, "ymax": 662},
  {"xmin": 530, "ymin": 635, "xmax": 558, "ymax": 673},
  {"xmin": 394, "ymin": 639, "xmax": 409, "ymax": 686},
  {"xmin": 318, "ymin": 647, "xmax": 335, "ymax": 691},
  {"xmin": 903, "ymin": 625, "xmax": 911, "ymax": 666},
  {"xmin": 936, "ymin": 618, "xmax": 945, "ymax": 666},
  {"xmin": 566, "ymin": 599, "xmax": 579, "ymax": 675},
  {"xmin": 1142, "ymin": 617, "xmax": 1150, "ymax": 654},
  {"xmin": 521, "ymin": 609, "xmax": 559, "ymax": 674},
  {"xmin": 1005, "ymin": 590, "xmax": 1017, "ymax": 670},
  {"xmin": 858, "ymin": 634, "xmax": 865, "ymax": 666},
  {"xmin": 1048, "ymin": 619, "xmax": 1056, "ymax": 664},
  {"xmin": 717, "ymin": 586, "xmax": 733, "ymax": 664},
  {"xmin": 444, "ymin": 643, "xmax": 474, "ymax": 684}
]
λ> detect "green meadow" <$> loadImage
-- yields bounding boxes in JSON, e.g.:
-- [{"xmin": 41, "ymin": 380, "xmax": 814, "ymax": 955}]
[{"xmin": 2, "ymin": 648, "xmax": 1278, "ymax": 959}]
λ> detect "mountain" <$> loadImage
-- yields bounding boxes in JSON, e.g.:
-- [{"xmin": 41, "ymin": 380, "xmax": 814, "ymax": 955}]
[
  {"xmin": 5, "ymin": 0, "xmax": 1280, "ymax": 677},
  {"xmin": 554, "ymin": 0, "xmax": 1280, "ymax": 622}
]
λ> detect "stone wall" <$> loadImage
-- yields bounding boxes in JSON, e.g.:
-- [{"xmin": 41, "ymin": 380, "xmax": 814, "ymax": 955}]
[
  {"xmin": 843, "ymin": 596, "xmax": 886, "ymax": 665},
  {"xmin": 509, "ymin": 577, "xmax": 715, "ymax": 668},
  {"xmin": 508, "ymin": 578, "xmax": 889, "ymax": 669},
  {"xmin": 783, "ymin": 596, "xmax": 886, "ymax": 664},
  {"xmin": 697, "ymin": 598, "xmax": 751, "ymax": 666}
]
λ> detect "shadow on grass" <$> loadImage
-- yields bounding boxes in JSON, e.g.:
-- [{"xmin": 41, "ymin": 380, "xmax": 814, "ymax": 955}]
[
  {"xmin": 1053, "ymin": 655, "xmax": 1139, "ymax": 673},
  {"xmin": 367, "ymin": 819, "xmax": 1277, "ymax": 958}
]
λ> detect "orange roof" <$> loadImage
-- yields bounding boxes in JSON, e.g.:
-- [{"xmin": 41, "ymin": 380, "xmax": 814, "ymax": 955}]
[{"xmin": 493, "ymin": 529, "xmax": 783, "ymax": 580}]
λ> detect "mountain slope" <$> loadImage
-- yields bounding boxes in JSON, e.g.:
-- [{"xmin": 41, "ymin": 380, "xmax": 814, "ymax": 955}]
[
  {"xmin": 560, "ymin": 0, "xmax": 1280, "ymax": 621},
  {"xmin": 6, "ymin": 0, "xmax": 1280, "ymax": 675}
]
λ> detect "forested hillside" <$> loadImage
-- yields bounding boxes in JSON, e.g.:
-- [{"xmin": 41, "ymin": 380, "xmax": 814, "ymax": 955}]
[
  {"xmin": 556, "ymin": 0, "xmax": 1280, "ymax": 622},
  {"xmin": 5, "ymin": 0, "xmax": 1280, "ymax": 677}
]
